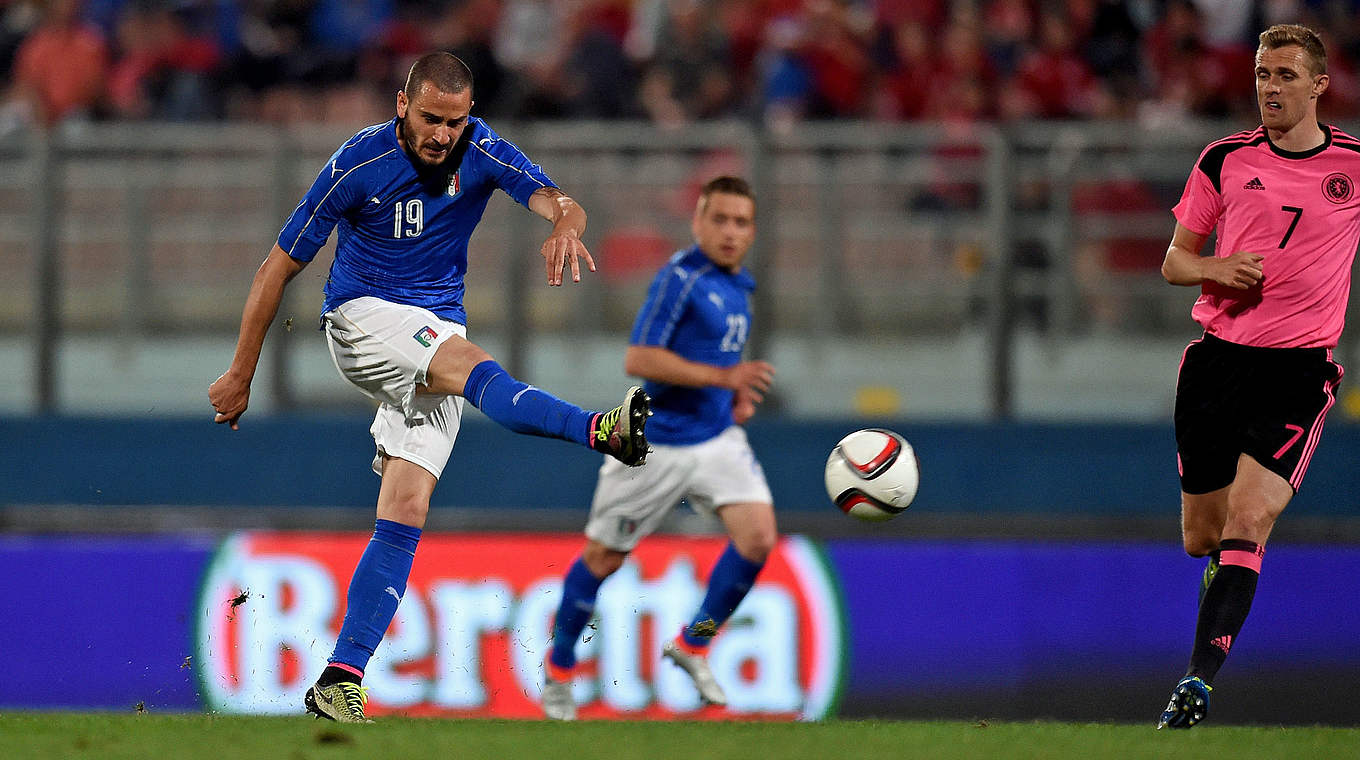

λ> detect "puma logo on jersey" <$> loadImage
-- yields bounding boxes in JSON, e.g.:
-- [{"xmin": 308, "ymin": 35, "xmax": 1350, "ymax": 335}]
[
  {"xmin": 330, "ymin": 161, "xmax": 342, "ymax": 177},
  {"xmin": 1243, "ymin": 177, "xmax": 1266, "ymax": 190}
]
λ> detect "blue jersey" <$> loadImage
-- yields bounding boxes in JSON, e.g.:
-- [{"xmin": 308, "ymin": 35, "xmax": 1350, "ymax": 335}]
[
  {"xmin": 630, "ymin": 245, "xmax": 756, "ymax": 445},
  {"xmin": 278, "ymin": 117, "xmax": 556, "ymax": 324}
]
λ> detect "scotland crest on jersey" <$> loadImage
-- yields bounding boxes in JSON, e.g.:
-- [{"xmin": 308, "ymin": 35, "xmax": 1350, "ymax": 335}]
[{"xmin": 447, "ymin": 170, "xmax": 461, "ymax": 198}]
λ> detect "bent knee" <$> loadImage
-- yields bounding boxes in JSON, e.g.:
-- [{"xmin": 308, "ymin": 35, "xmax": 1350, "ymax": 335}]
[
  {"xmin": 735, "ymin": 528, "xmax": 779, "ymax": 564},
  {"xmin": 380, "ymin": 498, "xmax": 429, "ymax": 528},
  {"xmin": 582, "ymin": 542, "xmax": 627, "ymax": 577},
  {"xmin": 1182, "ymin": 535, "xmax": 1219, "ymax": 558}
]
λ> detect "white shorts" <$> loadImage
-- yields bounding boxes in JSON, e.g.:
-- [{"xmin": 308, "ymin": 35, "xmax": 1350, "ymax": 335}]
[
  {"xmin": 323, "ymin": 296, "xmax": 466, "ymax": 479},
  {"xmin": 585, "ymin": 425, "xmax": 773, "ymax": 551}
]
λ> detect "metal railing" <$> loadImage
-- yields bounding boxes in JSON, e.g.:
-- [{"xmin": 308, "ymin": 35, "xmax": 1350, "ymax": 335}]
[{"xmin": 3, "ymin": 119, "xmax": 1357, "ymax": 419}]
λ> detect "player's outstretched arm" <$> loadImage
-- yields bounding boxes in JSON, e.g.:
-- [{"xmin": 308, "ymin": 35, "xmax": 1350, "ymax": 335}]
[
  {"xmin": 624, "ymin": 346, "xmax": 775, "ymax": 397},
  {"xmin": 527, "ymin": 186, "xmax": 595, "ymax": 286},
  {"xmin": 209, "ymin": 245, "xmax": 308, "ymax": 430},
  {"xmin": 1162, "ymin": 223, "xmax": 1264, "ymax": 290}
]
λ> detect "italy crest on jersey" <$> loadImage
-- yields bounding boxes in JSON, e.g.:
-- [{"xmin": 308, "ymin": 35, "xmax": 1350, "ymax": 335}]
[{"xmin": 447, "ymin": 170, "xmax": 461, "ymax": 198}]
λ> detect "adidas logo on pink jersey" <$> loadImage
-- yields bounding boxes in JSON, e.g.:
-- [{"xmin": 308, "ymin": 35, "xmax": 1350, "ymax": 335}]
[{"xmin": 1243, "ymin": 177, "xmax": 1266, "ymax": 190}]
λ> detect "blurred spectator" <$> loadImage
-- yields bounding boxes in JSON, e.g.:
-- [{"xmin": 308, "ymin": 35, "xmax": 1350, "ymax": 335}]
[
  {"xmin": 637, "ymin": 0, "xmax": 735, "ymax": 125},
  {"xmin": 305, "ymin": 0, "xmax": 394, "ymax": 83},
  {"xmin": 424, "ymin": 0, "xmax": 511, "ymax": 117},
  {"xmin": 1081, "ymin": 0, "xmax": 1142, "ymax": 95},
  {"xmin": 1, "ymin": 0, "xmax": 1339, "ymax": 128},
  {"xmin": 799, "ymin": 0, "xmax": 875, "ymax": 117},
  {"xmin": 876, "ymin": 20, "xmax": 933, "ymax": 120},
  {"xmin": 1, "ymin": 0, "xmax": 40, "ymax": 82},
  {"xmin": 109, "ymin": 2, "xmax": 222, "ymax": 120},
  {"xmin": 6, "ymin": 0, "xmax": 108, "ymax": 127},
  {"xmin": 756, "ymin": 14, "xmax": 813, "ymax": 130},
  {"xmin": 980, "ymin": 0, "xmax": 1034, "ymax": 76},
  {"xmin": 1003, "ymin": 12, "xmax": 1099, "ymax": 119},
  {"xmin": 556, "ymin": 0, "xmax": 636, "ymax": 117},
  {"xmin": 1072, "ymin": 172, "xmax": 1165, "ymax": 324},
  {"xmin": 222, "ymin": 0, "xmax": 310, "ymax": 120}
]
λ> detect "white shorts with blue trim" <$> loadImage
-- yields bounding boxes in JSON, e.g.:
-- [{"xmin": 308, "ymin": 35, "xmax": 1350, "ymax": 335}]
[
  {"xmin": 585, "ymin": 425, "xmax": 772, "ymax": 551},
  {"xmin": 322, "ymin": 296, "xmax": 466, "ymax": 479}
]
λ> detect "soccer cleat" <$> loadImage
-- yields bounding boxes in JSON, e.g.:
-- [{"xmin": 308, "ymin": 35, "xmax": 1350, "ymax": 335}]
[
  {"xmin": 662, "ymin": 639, "xmax": 727, "ymax": 706},
  {"xmin": 304, "ymin": 681, "xmax": 373, "ymax": 724},
  {"xmin": 541, "ymin": 672, "xmax": 577, "ymax": 721},
  {"xmin": 590, "ymin": 386, "xmax": 651, "ymax": 466},
  {"xmin": 1198, "ymin": 555, "xmax": 1220, "ymax": 606},
  {"xmin": 1157, "ymin": 675, "xmax": 1211, "ymax": 729}
]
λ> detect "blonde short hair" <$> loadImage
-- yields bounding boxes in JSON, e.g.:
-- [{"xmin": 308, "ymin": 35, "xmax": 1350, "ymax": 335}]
[{"xmin": 1259, "ymin": 24, "xmax": 1327, "ymax": 76}]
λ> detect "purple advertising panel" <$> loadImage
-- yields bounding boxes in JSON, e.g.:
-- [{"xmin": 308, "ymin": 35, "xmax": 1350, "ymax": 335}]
[
  {"xmin": 826, "ymin": 540, "xmax": 1360, "ymax": 723},
  {"xmin": 3, "ymin": 533, "xmax": 1358, "ymax": 723},
  {"xmin": 2, "ymin": 535, "xmax": 216, "ymax": 709}
]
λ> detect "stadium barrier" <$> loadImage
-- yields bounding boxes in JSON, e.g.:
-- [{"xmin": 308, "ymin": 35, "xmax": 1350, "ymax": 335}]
[
  {"xmin": 2, "ymin": 416, "xmax": 1358, "ymax": 520},
  {"xmin": 5, "ymin": 531, "xmax": 1358, "ymax": 724}
]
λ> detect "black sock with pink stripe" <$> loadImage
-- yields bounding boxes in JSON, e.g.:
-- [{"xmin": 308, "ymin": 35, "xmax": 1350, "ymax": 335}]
[{"xmin": 1187, "ymin": 538, "xmax": 1264, "ymax": 684}]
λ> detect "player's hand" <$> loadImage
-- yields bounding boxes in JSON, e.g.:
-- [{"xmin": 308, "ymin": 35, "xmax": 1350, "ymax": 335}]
[
  {"xmin": 540, "ymin": 229, "xmax": 596, "ymax": 286},
  {"xmin": 732, "ymin": 387, "xmax": 758, "ymax": 425},
  {"xmin": 209, "ymin": 370, "xmax": 252, "ymax": 430},
  {"xmin": 1204, "ymin": 251, "xmax": 1264, "ymax": 290},
  {"xmin": 724, "ymin": 360, "xmax": 775, "ymax": 402}
]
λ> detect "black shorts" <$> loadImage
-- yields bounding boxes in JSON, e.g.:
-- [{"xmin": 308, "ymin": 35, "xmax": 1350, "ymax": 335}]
[{"xmin": 1174, "ymin": 332, "xmax": 1344, "ymax": 494}]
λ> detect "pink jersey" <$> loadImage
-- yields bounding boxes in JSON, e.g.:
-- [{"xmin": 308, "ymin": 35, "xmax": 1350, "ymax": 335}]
[{"xmin": 1172, "ymin": 124, "xmax": 1360, "ymax": 348}]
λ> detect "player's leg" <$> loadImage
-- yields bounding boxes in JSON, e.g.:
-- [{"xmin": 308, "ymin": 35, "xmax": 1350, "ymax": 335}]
[
  {"xmin": 1188, "ymin": 458, "xmax": 1290, "ymax": 672},
  {"xmin": 423, "ymin": 334, "xmax": 651, "ymax": 465},
  {"xmin": 1160, "ymin": 335, "xmax": 1236, "ymax": 729},
  {"xmin": 326, "ymin": 297, "xmax": 649, "ymax": 465},
  {"xmin": 541, "ymin": 448, "xmax": 687, "ymax": 719},
  {"xmin": 305, "ymin": 365, "xmax": 461, "ymax": 723},
  {"xmin": 1182, "ymin": 485, "xmax": 1230, "ymax": 602},
  {"xmin": 682, "ymin": 501, "xmax": 776, "ymax": 643},
  {"xmin": 548, "ymin": 539, "xmax": 628, "ymax": 673},
  {"xmin": 306, "ymin": 458, "xmax": 434, "ymax": 723},
  {"xmin": 1163, "ymin": 344, "xmax": 1343, "ymax": 728},
  {"xmin": 1162, "ymin": 459, "xmax": 1290, "ymax": 729},
  {"xmin": 542, "ymin": 539, "xmax": 628, "ymax": 720},
  {"xmin": 662, "ymin": 427, "xmax": 775, "ymax": 706},
  {"xmin": 1157, "ymin": 486, "xmax": 1227, "ymax": 730},
  {"xmin": 661, "ymin": 499, "xmax": 776, "ymax": 707}
]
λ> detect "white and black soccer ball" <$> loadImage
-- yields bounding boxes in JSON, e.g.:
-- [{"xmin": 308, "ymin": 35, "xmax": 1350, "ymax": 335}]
[{"xmin": 824, "ymin": 428, "xmax": 920, "ymax": 522}]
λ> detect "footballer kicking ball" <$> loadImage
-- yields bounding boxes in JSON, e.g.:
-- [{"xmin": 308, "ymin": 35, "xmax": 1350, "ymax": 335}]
[{"xmin": 824, "ymin": 428, "xmax": 920, "ymax": 522}]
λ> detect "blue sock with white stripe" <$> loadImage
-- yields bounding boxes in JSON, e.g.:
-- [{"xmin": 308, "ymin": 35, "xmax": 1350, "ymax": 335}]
[
  {"xmin": 463, "ymin": 359, "xmax": 595, "ymax": 445},
  {"xmin": 681, "ymin": 542, "xmax": 765, "ymax": 649},
  {"xmin": 329, "ymin": 519, "xmax": 422, "ymax": 673},
  {"xmin": 549, "ymin": 557, "xmax": 606, "ymax": 670}
]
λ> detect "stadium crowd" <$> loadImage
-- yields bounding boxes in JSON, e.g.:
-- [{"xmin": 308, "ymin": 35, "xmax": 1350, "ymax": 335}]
[{"xmin": 2, "ymin": 0, "xmax": 1360, "ymax": 131}]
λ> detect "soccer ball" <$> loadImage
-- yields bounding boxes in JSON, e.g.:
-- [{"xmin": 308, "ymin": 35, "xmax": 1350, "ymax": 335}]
[{"xmin": 824, "ymin": 428, "xmax": 920, "ymax": 521}]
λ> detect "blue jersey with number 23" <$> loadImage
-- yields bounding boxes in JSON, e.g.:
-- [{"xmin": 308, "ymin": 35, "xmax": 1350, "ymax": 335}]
[{"xmin": 631, "ymin": 245, "xmax": 756, "ymax": 445}]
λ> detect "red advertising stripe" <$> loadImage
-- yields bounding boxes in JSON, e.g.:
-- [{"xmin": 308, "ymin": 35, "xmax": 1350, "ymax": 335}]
[{"xmin": 196, "ymin": 532, "xmax": 843, "ymax": 720}]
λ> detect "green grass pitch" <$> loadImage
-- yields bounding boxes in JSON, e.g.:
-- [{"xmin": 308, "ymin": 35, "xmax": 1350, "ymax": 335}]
[{"xmin": 4, "ymin": 714, "xmax": 1360, "ymax": 760}]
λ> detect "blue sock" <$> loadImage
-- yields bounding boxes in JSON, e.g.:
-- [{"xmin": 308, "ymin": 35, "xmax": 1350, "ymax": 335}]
[
  {"xmin": 329, "ymin": 519, "xmax": 422, "ymax": 673},
  {"xmin": 549, "ymin": 558, "xmax": 606, "ymax": 670},
  {"xmin": 682, "ymin": 542, "xmax": 765, "ymax": 649},
  {"xmin": 463, "ymin": 359, "xmax": 595, "ymax": 446}
]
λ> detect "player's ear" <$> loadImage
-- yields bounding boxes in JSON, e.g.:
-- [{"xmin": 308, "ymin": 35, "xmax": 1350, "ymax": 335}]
[
  {"xmin": 1313, "ymin": 73, "xmax": 1329, "ymax": 98},
  {"xmin": 396, "ymin": 90, "xmax": 408, "ymax": 118}
]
